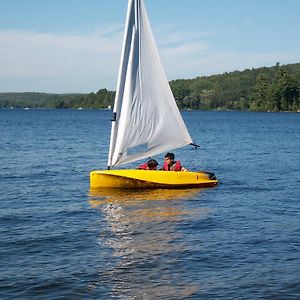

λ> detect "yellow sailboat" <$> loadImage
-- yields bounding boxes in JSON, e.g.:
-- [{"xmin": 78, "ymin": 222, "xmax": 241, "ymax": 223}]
[
  {"xmin": 90, "ymin": 169, "xmax": 217, "ymax": 189},
  {"xmin": 90, "ymin": 0, "xmax": 217, "ymax": 189}
]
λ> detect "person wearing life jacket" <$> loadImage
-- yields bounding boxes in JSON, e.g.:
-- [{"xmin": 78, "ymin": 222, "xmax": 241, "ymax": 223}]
[
  {"xmin": 138, "ymin": 159, "xmax": 158, "ymax": 170},
  {"xmin": 162, "ymin": 152, "xmax": 188, "ymax": 172}
]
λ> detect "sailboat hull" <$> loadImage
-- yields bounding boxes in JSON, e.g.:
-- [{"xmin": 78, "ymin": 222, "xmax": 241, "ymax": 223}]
[{"xmin": 90, "ymin": 170, "xmax": 217, "ymax": 189}]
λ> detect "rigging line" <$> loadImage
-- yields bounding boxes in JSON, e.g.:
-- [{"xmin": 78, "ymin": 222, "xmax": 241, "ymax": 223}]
[{"xmin": 185, "ymin": 146, "xmax": 200, "ymax": 170}]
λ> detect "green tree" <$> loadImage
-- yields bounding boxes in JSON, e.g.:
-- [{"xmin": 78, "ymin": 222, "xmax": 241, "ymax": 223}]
[
  {"xmin": 250, "ymin": 74, "xmax": 269, "ymax": 111},
  {"xmin": 170, "ymin": 81, "xmax": 190, "ymax": 101},
  {"xmin": 270, "ymin": 68, "xmax": 299, "ymax": 111}
]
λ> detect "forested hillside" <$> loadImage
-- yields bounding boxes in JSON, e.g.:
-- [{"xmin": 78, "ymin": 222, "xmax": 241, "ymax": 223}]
[
  {"xmin": 170, "ymin": 62, "xmax": 300, "ymax": 111},
  {"xmin": 0, "ymin": 89, "xmax": 114, "ymax": 109},
  {"xmin": 1, "ymin": 62, "xmax": 299, "ymax": 111}
]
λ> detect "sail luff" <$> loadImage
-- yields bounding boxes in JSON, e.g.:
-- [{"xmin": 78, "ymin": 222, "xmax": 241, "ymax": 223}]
[{"xmin": 107, "ymin": 0, "xmax": 135, "ymax": 168}]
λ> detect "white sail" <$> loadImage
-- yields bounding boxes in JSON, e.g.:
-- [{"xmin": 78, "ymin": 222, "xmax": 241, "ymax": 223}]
[{"xmin": 108, "ymin": 0, "xmax": 192, "ymax": 168}]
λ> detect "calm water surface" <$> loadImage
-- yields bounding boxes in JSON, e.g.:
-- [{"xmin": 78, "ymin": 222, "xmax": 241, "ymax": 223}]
[{"xmin": 1, "ymin": 109, "xmax": 299, "ymax": 299}]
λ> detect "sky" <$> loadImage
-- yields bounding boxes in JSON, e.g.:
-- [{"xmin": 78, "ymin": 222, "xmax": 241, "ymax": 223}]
[{"xmin": 0, "ymin": 0, "xmax": 299, "ymax": 93}]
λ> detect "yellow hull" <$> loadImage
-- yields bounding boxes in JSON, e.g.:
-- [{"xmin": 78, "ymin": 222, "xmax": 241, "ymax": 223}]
[{"xmin": 90, "ymin": 169, "xmax": 217, "ymax": 189}]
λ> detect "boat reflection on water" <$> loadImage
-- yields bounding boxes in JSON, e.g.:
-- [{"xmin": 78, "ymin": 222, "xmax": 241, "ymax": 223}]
[
  {"xmin": 89, "ymin": 187, "xmax": 202, "ymax": 205},
  {"xmin": 88, "ymin": 188, "xmax": 210, "ymax": 298},
  {"xmin": 89, "ymin": 187, "xmax": 205, "ymax": 223}
]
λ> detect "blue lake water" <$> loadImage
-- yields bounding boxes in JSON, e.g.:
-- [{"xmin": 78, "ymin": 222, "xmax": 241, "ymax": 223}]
[{"xmin": 1, "ymin": 109, "xmax": 300, "ymax": 299}]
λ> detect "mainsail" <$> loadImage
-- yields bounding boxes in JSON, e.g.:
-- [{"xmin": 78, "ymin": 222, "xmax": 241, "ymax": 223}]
[{"xmin": 108, "ymin": 0, "xmax": 192, "ymax": 168}]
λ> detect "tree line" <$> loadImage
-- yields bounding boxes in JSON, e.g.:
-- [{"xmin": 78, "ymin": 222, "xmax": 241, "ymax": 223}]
[
  {"xmin": 170, "ymin": 62, "xmax": 299, "ymax": 112},
  {"xmin": 0, "ymin": 89, "xmax": 114, "ymax": 110},
  {"xmin": 1, "ymin": 62, "xmax": 299, "ymax": 112}
]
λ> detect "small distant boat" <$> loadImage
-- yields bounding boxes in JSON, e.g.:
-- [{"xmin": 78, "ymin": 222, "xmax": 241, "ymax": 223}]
[{"xmin": 90, "ymin": 0, "xmax": 217, "ymax": 189}]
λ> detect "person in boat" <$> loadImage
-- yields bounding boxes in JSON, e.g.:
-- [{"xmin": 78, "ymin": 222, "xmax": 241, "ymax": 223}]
[
  {"xmin": 162, "ymin": 152, "xmax": 188, "ymax": 172},
  {"xmin": 137, "ymin": 159, "xmax": 158, "ymax": 170}
]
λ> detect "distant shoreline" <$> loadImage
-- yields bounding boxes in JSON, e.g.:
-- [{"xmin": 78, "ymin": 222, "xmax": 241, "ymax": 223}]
[
  {"xmin": 1, "ymin": 107, "xmax": 299, "ymax": 113},
  {"xmin": 1, "ymin": 62, "xmax": 299, "ymax": 112}
]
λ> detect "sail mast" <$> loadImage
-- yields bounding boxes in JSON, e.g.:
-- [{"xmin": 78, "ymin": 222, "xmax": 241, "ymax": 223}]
[{"xmin": 107, "ymin": 0, "xmax": 135, "ymax": 169}]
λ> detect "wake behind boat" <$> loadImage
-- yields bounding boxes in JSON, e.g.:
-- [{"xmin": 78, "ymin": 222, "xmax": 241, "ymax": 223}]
[{"xmin": 90, "ymin": 0, "xmax": 217, "ymax": 189}]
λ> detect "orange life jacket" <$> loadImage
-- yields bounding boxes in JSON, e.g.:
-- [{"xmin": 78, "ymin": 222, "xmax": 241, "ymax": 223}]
[
  {"xmin": 138, "ymin": 163, "xmax": 148, "ymax": 170},
  {"xmin": 162, "ymin": 160, "xmax": 182, "ymax": 171}
]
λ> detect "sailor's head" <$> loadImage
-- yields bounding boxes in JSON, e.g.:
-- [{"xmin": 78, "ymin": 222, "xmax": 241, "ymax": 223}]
[
  {"xmin": 164, "ymin": 152, "xmax": 175, "ymax": 163},
  {"xmin": 147, "ymin": 159, "xmax": 158, "ymax": 170}
]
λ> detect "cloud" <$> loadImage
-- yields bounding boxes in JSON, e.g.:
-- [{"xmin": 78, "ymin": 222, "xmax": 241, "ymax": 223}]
[
  {"xmin": 0, "ymin": 26, "xmax": 123, "ymax": 92},
  {"xmin": 153, "ymin": 24, "xmax": 298, "ymax": 79},
  {"xmin": 162, "ymin": 50, "xmax": 299, "ymax": 81},
  {"xmin": 153, "ymin": 24, "xmax": 211, "ymax": 46},
  {"xmin": 155, "ymin": 25, "xmax": 296, "ymax": 79},
  {"xmin": 0, "ymin": 24, "xmax": 298, "ymax": 93}
]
